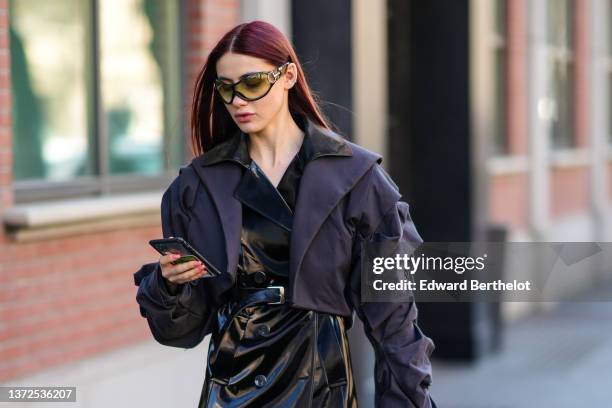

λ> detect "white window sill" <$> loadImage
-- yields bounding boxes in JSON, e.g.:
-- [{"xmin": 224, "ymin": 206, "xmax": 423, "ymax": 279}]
[
  {"xmin": 489, "ymin": 148, "xmax": 602, "ymax": 174},
  {"xmin": 488, "ymin": 155, "xmax": 529, "ymax": 175},
  {"xmin": 3, "ymin": 191, "xmax": 163, "ymax": 242},
  {"xmin": 549, "ymin": 148, "xmax": 590, "ymax": 168}
]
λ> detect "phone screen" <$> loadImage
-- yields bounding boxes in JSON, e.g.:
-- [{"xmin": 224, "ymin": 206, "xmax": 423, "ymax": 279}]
[
  {"xmin": 170, "ymin": 254, "xmax": 198, "ymax": 265},
  {"xmin": 149, "ymin": 237, "xmax": 221, "ymax": 277},
  {"xmin": 153, "ymin": 242, "xmax": 197, "ymax": 264}
]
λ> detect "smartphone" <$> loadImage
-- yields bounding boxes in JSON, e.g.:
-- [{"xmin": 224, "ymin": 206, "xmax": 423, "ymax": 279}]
[{"xmin": 148, "ymin": 236, "xmax": 222, "ymax": 277}]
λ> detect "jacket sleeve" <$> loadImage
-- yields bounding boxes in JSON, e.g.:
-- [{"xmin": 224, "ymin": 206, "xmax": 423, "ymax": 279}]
[
  {"xmin": 134, "ymin": 174, "xmax": 220, "ymax": 349},
  {"xmin": 345, "ymin": 164, "xmax": 437, "ymax": 408}
]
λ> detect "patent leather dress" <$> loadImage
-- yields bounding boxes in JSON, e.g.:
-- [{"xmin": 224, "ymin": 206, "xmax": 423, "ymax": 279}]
[{"xmin": 198, "ymin": 134, "xmax": 358, "ymax": 408}]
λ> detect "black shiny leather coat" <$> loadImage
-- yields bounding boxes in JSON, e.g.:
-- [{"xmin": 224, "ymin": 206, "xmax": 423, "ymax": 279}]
[{"xmin": 200, "ymin": 137, "xmax": 357, "ymax": 406}]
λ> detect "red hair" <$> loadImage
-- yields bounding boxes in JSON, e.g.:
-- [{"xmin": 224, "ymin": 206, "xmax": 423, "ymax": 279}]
[{"xmin": 189, "ymin": 20, "xmax": 332, "ymax": 156}]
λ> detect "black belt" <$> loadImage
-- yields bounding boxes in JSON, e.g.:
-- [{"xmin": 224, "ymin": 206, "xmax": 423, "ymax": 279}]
[
  {"xmin": 231, "ymin": 267, "xmax": 288, "ymax": 306},
  {"xmin": 231, "ymin": 285, "xmax": 286, "ymax": 306},
  {"xmin": 215, "ymin": 285, "xmax": 286, "ymax": 340}
]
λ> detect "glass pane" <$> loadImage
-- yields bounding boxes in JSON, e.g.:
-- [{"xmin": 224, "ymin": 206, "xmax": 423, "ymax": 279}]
[
  {"xmin": 9, "ymin": 0, "xmax": 95, "ymax": 181},
  {"xmin": 546, "ymin": 0, "xmax": 573, "ymax": 49},
  {"xmin": 492, "ymin": 47, "xmax": 507, "ymax": 155},
  {"xmin": 548, "ymin": 57, "xmax": 574, "ymax": 148},
  {"xmin": 99, "ymin": 0, "xmax": 183, "ymax": 175},
  {"xmin": 493, "ymin": 0, "xmax": 506, "ymax": 38}
]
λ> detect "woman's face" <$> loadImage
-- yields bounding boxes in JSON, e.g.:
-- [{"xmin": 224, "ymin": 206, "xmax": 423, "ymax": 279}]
[{"xmin": 215, "ymin": 52, "xmax": 297, "ymax": 134}]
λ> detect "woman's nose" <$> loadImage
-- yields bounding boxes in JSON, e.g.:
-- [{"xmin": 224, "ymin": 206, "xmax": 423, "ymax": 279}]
[{"xmin": 232, "ymin": 94, "xmax": 248, "ymax": 107}]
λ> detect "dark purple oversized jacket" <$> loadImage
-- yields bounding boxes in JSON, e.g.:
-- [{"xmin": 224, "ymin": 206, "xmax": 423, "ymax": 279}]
[{"xmin": 134, "ymin": 116, "xmax": 437, "ymax": 408}]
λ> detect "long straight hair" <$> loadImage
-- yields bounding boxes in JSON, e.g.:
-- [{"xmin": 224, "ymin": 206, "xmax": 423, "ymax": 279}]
[{"xmin": 189, "ymin": 20, "xmax": 332, "ymax": 157}]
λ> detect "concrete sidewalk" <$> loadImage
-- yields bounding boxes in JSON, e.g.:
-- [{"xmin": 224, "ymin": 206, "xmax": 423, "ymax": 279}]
[
  {"xmin": 3, "ymin": 293, "xmax": 611, "ymax": 407},
  {"xmin": 0, "ymin": 336, "xmax": 211, "ymax": 407},
  {"xmin": 430, "ymin": 297, "xmax": 612, "ymax": 407}
]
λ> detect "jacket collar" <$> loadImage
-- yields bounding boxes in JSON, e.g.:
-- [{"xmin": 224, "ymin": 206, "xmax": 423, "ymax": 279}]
[{"xmin": 197, "ymin": 113, "xmax": 352, "ymax": 168}]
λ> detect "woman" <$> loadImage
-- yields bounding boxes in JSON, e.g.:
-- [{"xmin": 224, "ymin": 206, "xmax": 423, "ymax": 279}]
[{"xmin": 134, "ymin": 20, "xmax": 437, "ymax": 408}]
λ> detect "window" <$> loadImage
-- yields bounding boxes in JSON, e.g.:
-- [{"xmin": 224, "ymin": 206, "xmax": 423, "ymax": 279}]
[
  {"xmin": 9, "ymin": 0, "xmax": 184, "ymax": 202},
  {"xmin": 545, "ymin": 0, "xmax": 574, "ymax": 149},
  {"xmin": 491, "ymin": 0, "xmax": 507, "ymax": 155}
]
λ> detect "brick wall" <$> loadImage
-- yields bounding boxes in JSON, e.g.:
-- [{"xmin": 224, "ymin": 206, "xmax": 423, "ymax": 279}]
[
  {"xmin": 490, "ymin": 172, "xmax": 528, "ymax": 230},
  {"xmin": 0, "ymin": 0, "xmax": 240, "ymax": 382},
  {"xmin": 185, "ymin": 0, "xmax": 240, "ymax": 131},
  {"xmin": 506, "ymin": 0, "xmax": 527, "ymax": 157},
  {"xmin": 550, "ymin": 167, "xmax": 590, "ymax": 218}
]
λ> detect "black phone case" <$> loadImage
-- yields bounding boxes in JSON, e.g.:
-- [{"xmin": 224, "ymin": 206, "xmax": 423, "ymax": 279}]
[{"xmin": 148, "ymin": 237, "xmax": 222, "ymax": 277}]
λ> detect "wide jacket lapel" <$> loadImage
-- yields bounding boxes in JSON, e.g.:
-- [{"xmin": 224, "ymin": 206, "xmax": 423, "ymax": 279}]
[
  {"xmin": 233, "ymin": 160, "xmax": 293, "ymax": 232},
  {"xmin": 191, "ymin": 161, "xmax": 243, "ymax": 283},
  {"xmin": 289, "ymin": 147, "xmax": 376, "ymax": 299}
]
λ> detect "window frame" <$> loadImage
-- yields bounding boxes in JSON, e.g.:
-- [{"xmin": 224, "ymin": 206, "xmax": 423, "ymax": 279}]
[{"xmin": 10, "ymin": 0, "xmax": 187, "ymax": 204}]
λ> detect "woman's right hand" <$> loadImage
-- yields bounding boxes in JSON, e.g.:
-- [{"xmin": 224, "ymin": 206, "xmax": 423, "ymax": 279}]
[{"xmin": 159, "ymin": 253, "xmax": 208, "ymax": 290}]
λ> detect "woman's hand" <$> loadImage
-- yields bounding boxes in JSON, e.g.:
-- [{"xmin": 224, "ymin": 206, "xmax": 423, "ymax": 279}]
[{"xmin": 159, "ymin": 253, "xmax": 208, "ymax": 291}]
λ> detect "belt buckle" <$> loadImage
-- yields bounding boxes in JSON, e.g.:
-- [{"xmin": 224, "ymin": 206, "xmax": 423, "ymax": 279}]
[{"xmin": 267, "ymin": 286, "xmax": 285, "ymax": 305}]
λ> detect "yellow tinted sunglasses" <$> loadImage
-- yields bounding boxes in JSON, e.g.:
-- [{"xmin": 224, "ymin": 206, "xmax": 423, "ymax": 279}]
[{"xmin": 214, "ymin": 62, "xmax": 290, "ymax": 104}]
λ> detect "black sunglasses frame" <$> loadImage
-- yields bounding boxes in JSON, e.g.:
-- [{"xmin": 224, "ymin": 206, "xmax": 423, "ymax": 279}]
[{"xmin": 214, "ymin": 62, "xmax": 291, "ymax": 104}]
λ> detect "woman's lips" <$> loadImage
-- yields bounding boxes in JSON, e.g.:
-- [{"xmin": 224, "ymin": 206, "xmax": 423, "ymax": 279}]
[{"xmin": 236, "ymin": 113, "xmax": 254, "ymax": 123}]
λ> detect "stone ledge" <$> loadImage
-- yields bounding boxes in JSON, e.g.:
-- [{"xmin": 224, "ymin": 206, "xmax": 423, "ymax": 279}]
[{"xmin": 2, "ymin": 192, "xmax": 163, "ymax": 242}]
